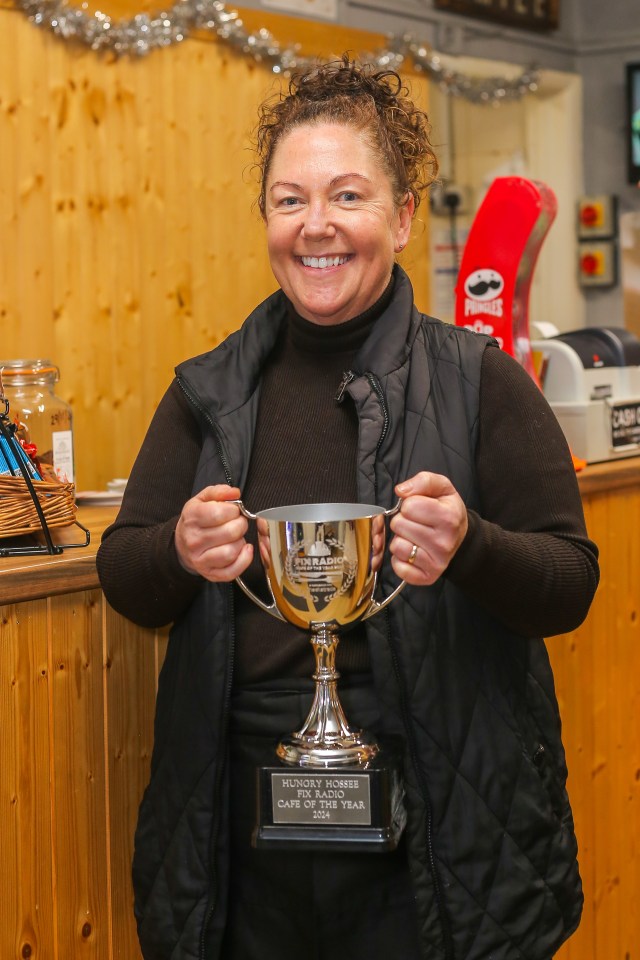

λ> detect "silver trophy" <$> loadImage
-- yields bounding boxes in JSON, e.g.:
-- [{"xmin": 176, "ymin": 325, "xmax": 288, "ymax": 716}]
[{"xmin": 234, "ymin": 500, "xmax": 407, "ymax": 850}]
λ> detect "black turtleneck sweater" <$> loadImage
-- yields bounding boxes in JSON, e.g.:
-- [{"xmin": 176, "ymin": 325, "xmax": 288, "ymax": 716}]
[
  {"xmin": 233, "ymin": 285, "xmax": 393, "ymax": 682},
  {"xmin": 97, "ymin": 284, "xmax": 598, "ymax": 683}
]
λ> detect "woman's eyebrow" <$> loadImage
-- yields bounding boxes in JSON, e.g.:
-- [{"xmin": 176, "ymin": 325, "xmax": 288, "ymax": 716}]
[
  {"xmin": 269, "ymin": 180, "xmax": 302, "ymax": 192},
  {"xmin": 330, "ymin": 173, "xmax": 371, "ymax": 186},
  {"xmin": 269, "ymin": 173, "xmax": 372, "ymax": 193}
]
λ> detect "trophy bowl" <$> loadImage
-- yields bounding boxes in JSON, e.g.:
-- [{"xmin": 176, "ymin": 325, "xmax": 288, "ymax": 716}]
[{"xmin": 235, "ymin": 501, "xmax": 404, "ymax": 767}]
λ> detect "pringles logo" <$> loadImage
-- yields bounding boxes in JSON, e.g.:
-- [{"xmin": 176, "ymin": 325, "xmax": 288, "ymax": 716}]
[{"xmin": 462, "ymin": 268, "xmax": 505, "ymax": 346}]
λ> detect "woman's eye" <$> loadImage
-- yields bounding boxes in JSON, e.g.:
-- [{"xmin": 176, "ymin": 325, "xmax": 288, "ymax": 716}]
[
  {"xmin": 280, "ymin": 196, "xmax": 300, "ymax": 207},
  {"xmin": 339, "ymin": 191, "xmax": 359, "ymax": 202}
]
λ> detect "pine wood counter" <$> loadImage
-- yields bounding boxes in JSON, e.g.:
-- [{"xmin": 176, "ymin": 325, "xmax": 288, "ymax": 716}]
[
  {"xmin": 552, "ymin": 457, "xmax": 640, "ymax": 960},
  {"xmin": 1, "ymin": 462, "xmax": 639, "ymax": 960},
  {"xmin": 0, "ymin": 505, "xmax": 118, "ymax": 605},
  {"xmin": 0, "ymin": 505, "xmax": 167, "ymax": 960}
]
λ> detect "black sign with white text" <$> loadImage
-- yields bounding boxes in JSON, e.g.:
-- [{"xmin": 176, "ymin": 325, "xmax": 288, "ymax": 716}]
[{"xmin": 611, "ymin": 401, "xmax": 640, "ymax": 448}]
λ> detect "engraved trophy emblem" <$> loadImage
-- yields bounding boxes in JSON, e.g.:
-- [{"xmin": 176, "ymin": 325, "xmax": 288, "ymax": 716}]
[{"xmin": 234, "ymin": 500, "xmax": 408, "ymax": 851}]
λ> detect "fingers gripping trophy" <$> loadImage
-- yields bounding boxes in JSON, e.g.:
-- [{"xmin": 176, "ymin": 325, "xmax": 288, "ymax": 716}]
[{"xmin": 233, "ymin": 499, "xmax": 408, "ymax": 851}]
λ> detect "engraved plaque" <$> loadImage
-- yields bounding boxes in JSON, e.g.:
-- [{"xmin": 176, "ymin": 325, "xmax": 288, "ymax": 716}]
[{"xmin": 271, "ymin": 772, "xmax": 371, "ymax": 825}]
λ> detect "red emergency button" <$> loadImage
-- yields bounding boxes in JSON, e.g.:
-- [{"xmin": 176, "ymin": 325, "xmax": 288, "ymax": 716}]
[
  {"xmin": 579, "ymin": 203, "xmax": 603, "ymax": 229},
  {"xmin": 580, "ymin": 251, "xmax": 603, "ymax": 276}
]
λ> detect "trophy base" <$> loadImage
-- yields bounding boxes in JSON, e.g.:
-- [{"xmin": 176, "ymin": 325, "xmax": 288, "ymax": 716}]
[{"xmin": 252, "ymin": 742, "xmax": 406, "ymax": 853}]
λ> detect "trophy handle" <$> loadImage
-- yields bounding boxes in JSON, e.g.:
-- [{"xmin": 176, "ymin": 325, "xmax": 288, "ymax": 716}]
[
  {"xmin": 362, "ymin": 498, "xmax": 406, "ymax": 620},
  {"xmin": 229, "ymin": 499, "xmax": 286, "ymax": 622},
  {"xmin": 229, "ymin": 499, "xmax": 258, "ymax": 522}
]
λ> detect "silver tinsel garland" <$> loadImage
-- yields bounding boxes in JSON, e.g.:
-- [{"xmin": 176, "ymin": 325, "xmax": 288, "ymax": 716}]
[{"xmin": 15, "ymin": 0, "xmax": 539, "ymax": 104}]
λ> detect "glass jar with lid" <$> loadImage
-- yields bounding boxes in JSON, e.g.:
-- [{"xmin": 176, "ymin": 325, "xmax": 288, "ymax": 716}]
[{"xmin": 0, "ymin": 359, "xmax": 75, "ymax": 483}]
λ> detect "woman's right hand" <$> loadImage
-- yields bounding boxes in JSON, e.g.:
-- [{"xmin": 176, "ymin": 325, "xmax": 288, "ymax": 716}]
[{"xmin": 174, "ymin": 485, "xmax": 253, "ymax": 581}]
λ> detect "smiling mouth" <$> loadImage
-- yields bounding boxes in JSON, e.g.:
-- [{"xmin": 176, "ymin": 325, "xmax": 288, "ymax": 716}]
[{"xmin": 299, "ymin": 255, "xmax": 350, "ymax": 269}]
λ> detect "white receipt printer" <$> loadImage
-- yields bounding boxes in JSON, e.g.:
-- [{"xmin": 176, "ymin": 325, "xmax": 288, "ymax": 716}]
[{"xmin": 532, "ymin": 327, "xmax": 640, "ymax": 463}]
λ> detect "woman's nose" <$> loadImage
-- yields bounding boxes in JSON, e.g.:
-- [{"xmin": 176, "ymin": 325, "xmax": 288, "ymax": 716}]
[{"xmin": 301, "ymin": 201, "xmax": 336, "ymax": 240}]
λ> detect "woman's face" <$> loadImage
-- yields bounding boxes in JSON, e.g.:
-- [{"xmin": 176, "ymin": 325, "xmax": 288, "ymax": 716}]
[{"xmin": 264, "ymin": 123, "xmax": 413, "ymax": 326}]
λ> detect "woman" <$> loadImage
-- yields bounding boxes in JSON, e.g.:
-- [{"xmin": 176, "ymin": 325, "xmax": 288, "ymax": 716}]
[{"xmin": 97, "ymin": 58, "xmax": 599, "ymax": 960}]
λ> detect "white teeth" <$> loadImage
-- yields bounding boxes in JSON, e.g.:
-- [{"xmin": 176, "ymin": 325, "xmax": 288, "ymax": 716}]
[{"xmin": 301, "ymin": 256, "xmax": 347, "ymax": 269}]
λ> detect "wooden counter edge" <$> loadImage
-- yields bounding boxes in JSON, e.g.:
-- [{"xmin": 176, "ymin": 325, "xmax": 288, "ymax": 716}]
[
  {"xmin": 0, "ymin": 552, "xmax": 101, "ymax": 604},
  {"xmin": 576, "ymin": 455, "xmax": 640, "ymax": 496},
  {"xmin": 0, "ymin": 505, "xmax": 118, "ymax": 607},
  {"xmin": 1, "ymin": 458, "xmax": 639, "ymax": 605}
]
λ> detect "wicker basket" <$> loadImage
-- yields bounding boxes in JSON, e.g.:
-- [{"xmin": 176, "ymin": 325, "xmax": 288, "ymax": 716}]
[{"xmin": 0, "ymin": 475, "xmax": 76, "ymax": 539}]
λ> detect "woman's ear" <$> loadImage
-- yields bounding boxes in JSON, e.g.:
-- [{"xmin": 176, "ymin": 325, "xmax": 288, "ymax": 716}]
[{"xmin": 395, "ymin": 193, "xmax": 415, "ymax": 252}]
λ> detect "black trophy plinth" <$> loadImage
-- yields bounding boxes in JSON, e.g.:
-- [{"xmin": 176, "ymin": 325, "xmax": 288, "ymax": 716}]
[{"xmin": 252, "ymin": 742, "xmax": 406, "ymax": 853}]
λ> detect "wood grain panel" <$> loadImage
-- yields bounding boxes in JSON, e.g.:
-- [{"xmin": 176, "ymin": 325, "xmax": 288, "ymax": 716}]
[
  {"xmin": 0, "ymin": 4, "xmax": 431, "ymax": 492},
  {"xmin": 551, "ymin": 488, "xmax": 640, "ymax": 960},
  {"xmin": 0, "ymin": 600, "xmax": 56, "ymax": 960},
  {"xmin": 49, "ymin": 590, "xmax": 110, "ymax": 959},
  {"xmin": 0, "ymin": 579, "xmax": 164, "ymax": 959},
  {"xmin": 104, "ymin": 605, "xmax": 165, "ymax": 960},
  {"xmin": 0, "ymin": 506, "xmax": 116, "ymax": 605}
]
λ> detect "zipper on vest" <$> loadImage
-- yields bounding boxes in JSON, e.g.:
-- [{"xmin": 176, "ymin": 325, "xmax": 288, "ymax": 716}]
[
  {"xmin": 336, "ymin": 370, "xmax": 390, "ymax": 465},
  {"xmin": 364, "ymin": 372, "xmax": 390, "ymax": 455},
  {"xmin": 176, "ymin": 375, "xmax": 234, "ymax": 486},
  {"xmin": 199, "ymin": 585, "xmax": 236, "ymax": 960}
]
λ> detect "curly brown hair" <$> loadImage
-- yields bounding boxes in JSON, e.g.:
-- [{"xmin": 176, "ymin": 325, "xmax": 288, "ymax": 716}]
[{"xmin": 255, "ymin": 56, "xmax": 438, "ymax": 217}]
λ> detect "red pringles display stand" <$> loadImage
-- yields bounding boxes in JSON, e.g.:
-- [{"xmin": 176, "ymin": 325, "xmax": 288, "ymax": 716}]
[{"xmin": 454, "ymin": 176, "xmax": 557, "ymax": 384}]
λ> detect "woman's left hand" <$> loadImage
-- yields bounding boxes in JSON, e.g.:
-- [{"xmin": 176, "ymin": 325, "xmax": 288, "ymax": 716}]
[{"xmin": 389, "ymin": 472, "xmax": 468, "ymax": 586}]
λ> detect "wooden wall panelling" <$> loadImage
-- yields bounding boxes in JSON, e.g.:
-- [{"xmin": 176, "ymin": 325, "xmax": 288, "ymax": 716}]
[
  {"xmin": 585, "ymin": 491, "xmax": 638, "ymax": 960},
  {"xmin": 104, "ymin": 604, "xmax": 164, "ymax": 960},
  {"xmin": 595, "ymin": 488, "xmax": 640, "ymax": 959},
  {"xmin": 134, "ymin": 48, "xmax": 164, "ymax": 454},
  {"xmin": 83, "ymin": 54, "xmax": 126, "ymax": 475},
  {"xmin": 49, "ymin": 589, "xmax": 110, "ymax": 959},
  {"xmin": 50, "ymin": 39, "xmax": 93, "ymax": 453},
  {"xmin": 61, "ymin": 46, "xmax": 148, "ymax": 490},
  {"xmin": 1, "ymin": 14, "xmax": 33, "ymax": 342},
  {"xmin": 0, "ymin": 14, "xmax": 19, "ymax": 343},
  {"xmin": 548, "ymin": 545, "xmax": 597, "ymax": 958},
  {"xmin": 551, "ymin": 488, "xmax": 640, "ymax": 960},
  {"xmin": 0, "ymin": 599, "xmax": 55, "ymax": 960},
  {"xmin": 16, "ymin": 18, "xmax": 53, "ymax": 352},
  {"xmin": 0, "ymin": 580, "xmax": 166, "ymax": 960},
  {"xmin": 591, "ymin": 494, "xmax": 621, "ymax": 958}
]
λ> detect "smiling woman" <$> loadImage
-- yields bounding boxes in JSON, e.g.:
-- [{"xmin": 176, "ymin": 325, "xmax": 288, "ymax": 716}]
[
  {"xmin": 264, "ymin": 124, "xmax": 414, "ymax": 325},
  {"xmin": 255, "ymin": 58, "xmax": 437, "ymax": 326},
  {"xmin": 97, "ymin": 56, "xmax": 599, "ymax": 960}
]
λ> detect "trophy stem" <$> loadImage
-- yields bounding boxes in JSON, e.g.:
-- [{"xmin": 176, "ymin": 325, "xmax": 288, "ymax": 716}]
[{"xmin": 276, "ymin": 626, "xmax": 379, "ymax": 767}]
